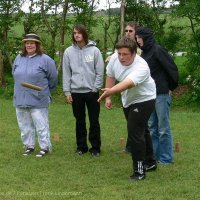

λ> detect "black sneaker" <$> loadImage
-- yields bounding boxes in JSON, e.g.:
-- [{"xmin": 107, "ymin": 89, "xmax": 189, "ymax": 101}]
[
  {"xmin": 36, "ymin": 149, "xmax": 48, "ymax": 157},
  {"xmin": 129, "ymin": 173, "xmax": 145, "ymax": 181},
  {"xmin": 75, "ymin": 149, "xmax": 87, "ymax": 155},
  {"xmin": 144, "ymin": 163, "xmax": 157, "ymax": 172},
  {"xmin": 23, "ymin": 148, "xmax": 34, "ymax": 156}
]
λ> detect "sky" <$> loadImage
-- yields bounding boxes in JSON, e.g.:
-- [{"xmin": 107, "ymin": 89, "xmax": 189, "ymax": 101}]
[
  {"xmin": 21, "ymin": 0, "xmax": 121, "ymax": 12},
  {"xmin": 95, "ymin": 0, "xmax": 120, "ymax": 10},
  {"xmin": 21, "ymin": 0, "xmax": 178, "ymax": 13}
]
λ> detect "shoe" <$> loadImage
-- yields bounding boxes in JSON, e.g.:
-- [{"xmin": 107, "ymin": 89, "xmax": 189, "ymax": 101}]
[
  {"xmin": 36, "ymin": 149, "xmax": 48, "ymax": 157},
  {"xmin": 91, "ymin": 151, "xmax": 100, "ymax": 157},
  {"xmin": 23, "ymin": 148, "xmax": 34, "ymax": 156},
  {"xmin": 129, "ymin": 173, "xmax": 145, "ymax": 181},
  {"xmin": 158, "ymin": 160, "xmax": 174, "ymax": 165},
  {"xmin": 75, "ymin": 149, "xmax": 87, "ymax": 155},
  {"xmin": 144, "ymin": 163, "xmax": 157, "ymax": 172},
  {"xmin": 89, "ymin": 148, "xmax": 100, "ymax": 157}
]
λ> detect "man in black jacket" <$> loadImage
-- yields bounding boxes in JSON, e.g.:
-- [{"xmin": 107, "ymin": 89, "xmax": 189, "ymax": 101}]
[{"xmin": 135, "ymin": 27, "xmax": 178, "ymax": 164}]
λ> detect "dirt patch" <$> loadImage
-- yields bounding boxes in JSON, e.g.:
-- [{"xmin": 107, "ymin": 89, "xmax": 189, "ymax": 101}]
[{"xmin": 172, "ymin": 85, "xmax": 189, "ymax": 98}]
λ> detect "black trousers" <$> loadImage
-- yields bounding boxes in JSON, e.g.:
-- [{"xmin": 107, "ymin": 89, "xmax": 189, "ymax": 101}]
[
  {"xmin": 123, "ymin": 99, "xmax": 155, "ymax": 163},
  {"xmin": 71, "ymin": 92, "xmax": 101, "ymax": 152}
]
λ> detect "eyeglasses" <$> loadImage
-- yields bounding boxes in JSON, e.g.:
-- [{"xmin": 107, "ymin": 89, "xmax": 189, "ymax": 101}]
[{"xmin": 125, "ymin": 29, "xmax": 133, "ymax": 33}]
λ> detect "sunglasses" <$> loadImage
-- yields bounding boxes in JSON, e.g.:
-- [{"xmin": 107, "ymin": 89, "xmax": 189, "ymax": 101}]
[{"xmin": 125, "ymin": 29, "xmax": 133, "ymax": 33}]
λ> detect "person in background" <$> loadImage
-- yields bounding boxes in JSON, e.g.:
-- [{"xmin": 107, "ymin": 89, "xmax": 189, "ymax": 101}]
[
  {"xmin": 12, "ymin": 33, "xmax": 58, "ymax": 157},
  {"xmin": 105, "ymin": 21, "xmax": 140, "ymax": 63},
  {"xmin": 98, "ymin": 36, "xmax": 156, "ymax": 181},
  {"xmin": 135, "ymin": 27, "xmax": 179, "ymax": 164},
  {"xmin": 62, "ymin": 24, "xmax": 104, "ymax": 157}
]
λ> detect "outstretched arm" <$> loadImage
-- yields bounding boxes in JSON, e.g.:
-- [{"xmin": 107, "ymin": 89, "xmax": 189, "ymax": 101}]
[{"xmin": 98, "ymin": 78, "xmax": 134, "ymax": 102}]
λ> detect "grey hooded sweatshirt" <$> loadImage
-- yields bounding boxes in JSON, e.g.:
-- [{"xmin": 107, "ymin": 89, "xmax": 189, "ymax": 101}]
[{"xmin": 62, "ymin": 41, "xmax": 104, "ymax": 96}]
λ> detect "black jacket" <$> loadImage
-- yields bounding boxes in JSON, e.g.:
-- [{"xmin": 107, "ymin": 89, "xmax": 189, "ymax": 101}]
[{"xmin": 135, "ymin": 27, "xmax": 179, "ymax": 94}]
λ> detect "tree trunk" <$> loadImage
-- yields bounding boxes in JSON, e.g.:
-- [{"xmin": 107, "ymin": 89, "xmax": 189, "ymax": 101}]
[
  {"xmin": 120, "ymin": 0, "xmax": 126, "ymax": 38},
  {"xmin": 57, "ymin": 0, "xmax": 69, "ymax": 73},
  {"xmin": 0, "ymin": 50, "xmax": 4, "ymax": 87}
]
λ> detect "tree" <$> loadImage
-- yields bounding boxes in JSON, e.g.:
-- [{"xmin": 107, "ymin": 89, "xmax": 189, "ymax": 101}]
[
  {"xmin": 120, "ymin": 0, "xmax": 126, "ymax": 37},
  {"xmin": 98, "ymin": 0, "xmax": 120, "ymax": 56},
  {"xmin": 69, "ymin": 0, "xmax": 97, "ymax": 32},
  {"xmin": 40, "ymin": 0, "xmax": 61, "ymax": 58},
  {"xmin": 57, "ymin": 0, "xmax": 69, "ymax": 73},
  {"xmin": 174, "ymin": 0, "xmax": 200, "ymax": 101},
  {"xmin": 22, "ymin": 0, "xmax": 43, "ymax": 34},
  {"xmin": 0, "ymin": 0, "xmax": 24, "ymax": 86}
]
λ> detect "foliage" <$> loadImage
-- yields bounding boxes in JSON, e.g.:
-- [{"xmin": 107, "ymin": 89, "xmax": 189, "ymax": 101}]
[
  {"xmin": 0, "ymin": 0, "xmax": 24, "ymax": 84},
  {"xmin": 69, "ymin": 0, "xmax": 97, "ymax": 32},
  {"xmin": 173, "ymin": 0, "xmax": 200, "ymax": 102},
  {"xmin": 185, "ymin": 53, "xmax": 200, "ymax": 102},
  {"xmin": 1, "ymin": 0, "xmax": 200, "ymax": 101}
]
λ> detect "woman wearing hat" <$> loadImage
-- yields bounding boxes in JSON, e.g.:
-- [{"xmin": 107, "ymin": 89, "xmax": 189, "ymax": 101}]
[{"xmin": 12, "ymin": 33, "xmax": 58, "ymax": 157}]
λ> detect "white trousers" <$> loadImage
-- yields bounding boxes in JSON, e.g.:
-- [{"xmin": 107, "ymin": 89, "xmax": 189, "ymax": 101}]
[{"xmin": 16, "ymin": 107, "xmax": 52, "ymax": 151}]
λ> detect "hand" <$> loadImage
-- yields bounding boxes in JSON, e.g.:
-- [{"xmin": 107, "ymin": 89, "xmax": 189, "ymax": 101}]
[
  {"xmin": 97, "ymin": 88, "xmax": 112, "ymax": 102},
  {"xmin": 105, "ymin": 97, "xmax": 112, "ymax": 109},
  {"xmin": 66, "ymin": 96, "xmax": 73, "ymax": 104},
  {"xmin": 105, "ymin": 56, "xmax": 111, "ymax": 63}
]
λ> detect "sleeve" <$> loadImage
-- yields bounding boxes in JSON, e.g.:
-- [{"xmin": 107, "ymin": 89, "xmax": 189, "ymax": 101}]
[
  {"xmin": 156, "ymin": 46, "xmax": 179, "ymax": 91},
  {"xmin": 106, "ymin": 52, "xmax": 117, "ymax": 77},
  {"xmin": 46, "ymin": 56, "xmax": 58, "ymax": 92},
  {"xmin": 12, "ymin": 55, "xmax": 20, "ymax": 75},
  {"xmin": 62, "ymin": 49, "xmax": 72, "ymax": 96},
  {"xmin": 93, "ymin": 48, "xmax": 105, "ymax": 91}
]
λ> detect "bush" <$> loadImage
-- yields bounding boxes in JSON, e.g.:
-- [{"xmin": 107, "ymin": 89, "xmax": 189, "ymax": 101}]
[{"xmin": 185, "ymin": 52, "xmax": 200, "ymax": 102}]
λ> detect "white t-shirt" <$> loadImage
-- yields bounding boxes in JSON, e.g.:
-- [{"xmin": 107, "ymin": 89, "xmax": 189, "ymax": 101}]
[{"xmin": 106, "ymin": 54, "xmax": 156, "ymax": 108}]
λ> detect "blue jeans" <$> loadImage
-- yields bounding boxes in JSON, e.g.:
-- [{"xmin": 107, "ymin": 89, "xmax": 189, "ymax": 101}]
[{"xmin": 148, "ymin": 94, "xmax": 173, "ymax": 163}]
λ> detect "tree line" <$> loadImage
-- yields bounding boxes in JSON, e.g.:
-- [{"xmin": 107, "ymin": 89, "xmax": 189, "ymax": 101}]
[{"xmin": 0, "ymin": 0, "xmax": 200, "ymax": 101}]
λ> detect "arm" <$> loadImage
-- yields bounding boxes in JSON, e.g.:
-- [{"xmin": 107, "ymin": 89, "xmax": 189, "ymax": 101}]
[
  {"xmin": 62, "ymin": 49, "xmax": 73, "ymax": 104},
  {"xmin": 62, "ymin": 49, "xmax": 72, "ymax": 96},
  {"xmin": 104, "ymin": 76, "xmax": 116, "ymax": 109},
  {"xmin": 156, "ymin": 46, "xmax": 179, "ymax": 91},
  {"xmin": 98, "ymin": 78, "xmax": 134, "ymax": 102},
  {"xmin": 93, "ymin": 48, "xmax": 105, "ymax": 91},
  {"xmin": 46, "ymin": 57, "xmax": 58, "ymax": 92}
]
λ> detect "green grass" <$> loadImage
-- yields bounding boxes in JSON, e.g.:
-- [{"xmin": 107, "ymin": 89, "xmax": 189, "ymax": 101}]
[{"xmin": 0, "ymin": 98, "xmax": 200, "ymax": 200}]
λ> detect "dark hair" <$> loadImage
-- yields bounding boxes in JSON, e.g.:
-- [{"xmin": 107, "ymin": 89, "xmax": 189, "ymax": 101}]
[
  {"xmin": 72, "ymin": 24, "xmax": 88, "ymax": 44},
  {"xmin": 125, "ymin": 21, "xmax": 139, "ymax": 31},
  {"xmin": 21, "ymin": 42, "xmax": 44, "ymax": 56},
  {"xmin": 115, "ymin": 36, "xmax": 137, "ymax": 54}
]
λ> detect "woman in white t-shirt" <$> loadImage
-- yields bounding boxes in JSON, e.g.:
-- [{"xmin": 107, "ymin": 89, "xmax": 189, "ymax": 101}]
[{"xmin": 98, "ymin": 36, "xmax": 156, "ymax": 181}]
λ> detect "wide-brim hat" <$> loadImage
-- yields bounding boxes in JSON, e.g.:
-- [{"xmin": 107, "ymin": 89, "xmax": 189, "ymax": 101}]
[{"xmin": 22, "ymin": 33, "xmax": 41, "ymax": 44}]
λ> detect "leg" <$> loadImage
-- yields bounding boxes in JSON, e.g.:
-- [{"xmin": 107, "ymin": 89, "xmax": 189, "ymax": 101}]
[
  {"xmin": 72, "ymin": 93, "xmax": 88, "ymax": 153},
  {"xmin": 128, "ymin": 100, "xmax": 155, "ymax": 180},
  {"xmin": 148, "ymin": 110, "xmax": 159, "ymax": 161},
  {"xmin": 16, "ymin": 107, "xmax": 35, "ymax": 149},
  {"xmin": 86, "ymin": 92, "xmax": 101, "ymax": 153},
  {"xmin": 31, "ymin": 108, "xmax": 51, "ymax": 151},
  {"xmin": 156, "ymin": 94, "xmax": 173, "ymax": 163},
  {"xmin": 144, "ymin": 129, "xmax": 157, "ymax": 171},
  {"xmin": 122, "ymin": 107, "xmax": 131, "ymax": 152}
]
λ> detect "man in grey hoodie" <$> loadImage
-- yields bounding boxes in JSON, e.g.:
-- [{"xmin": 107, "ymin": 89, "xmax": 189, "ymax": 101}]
[{"xmin": 63, "ymin": 24, "xmax": 104, "ymax": 157}]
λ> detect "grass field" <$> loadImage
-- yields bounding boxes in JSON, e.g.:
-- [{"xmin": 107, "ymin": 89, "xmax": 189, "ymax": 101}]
[{"xmin": 0, "ymin": 98, "xmax": 200, "ymax": 200}]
